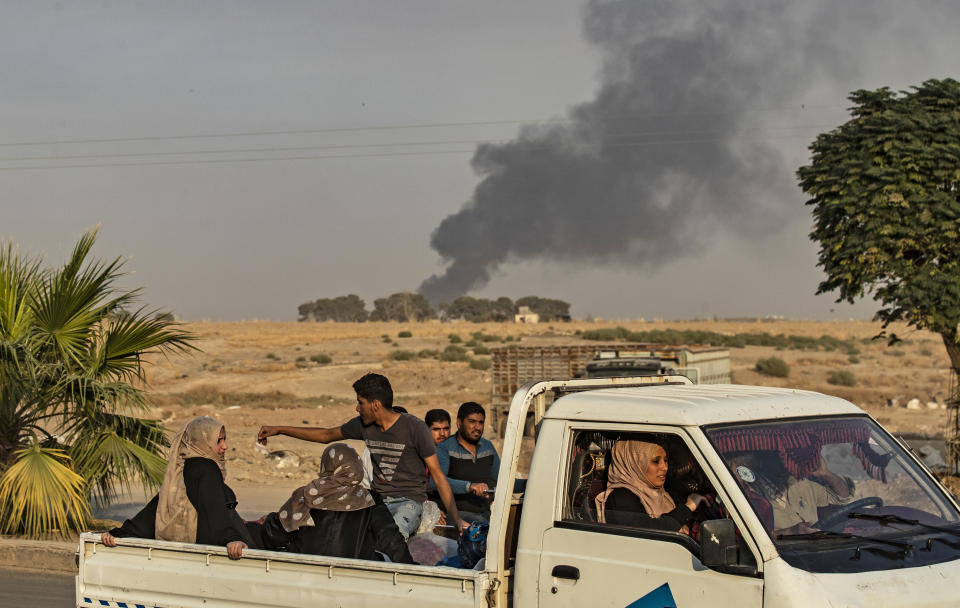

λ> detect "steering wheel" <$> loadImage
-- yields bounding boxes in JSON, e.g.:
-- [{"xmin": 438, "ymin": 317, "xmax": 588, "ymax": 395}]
[{"xmin": 814, "ymin": 497, "xmax": 883, "ymax": 530}]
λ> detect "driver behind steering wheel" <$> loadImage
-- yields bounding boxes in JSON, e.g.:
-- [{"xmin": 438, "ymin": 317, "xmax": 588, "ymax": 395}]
[{"xmin": 731, "ymin": 451, "xmax": 853, "ymax": 536}]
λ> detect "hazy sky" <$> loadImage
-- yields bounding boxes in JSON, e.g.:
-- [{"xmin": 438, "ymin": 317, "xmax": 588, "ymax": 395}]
[{"xmin": 2, "ymin": 1, "xmax": 958, "ymax": 321}]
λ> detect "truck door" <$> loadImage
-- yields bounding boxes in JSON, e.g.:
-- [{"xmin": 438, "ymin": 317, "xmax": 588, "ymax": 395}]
[{"xmin": 537, "ymin": 424, "xmax": 763, "ymax": 607}]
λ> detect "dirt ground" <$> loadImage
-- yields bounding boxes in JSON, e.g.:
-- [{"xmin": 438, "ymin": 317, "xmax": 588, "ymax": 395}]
[{"xmin": 135, "ymin": 319, "xmax": 955, "ymax": 500}]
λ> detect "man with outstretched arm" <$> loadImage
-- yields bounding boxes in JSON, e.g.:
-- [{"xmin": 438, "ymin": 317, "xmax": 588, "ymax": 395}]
[{"xmin": 258, "ymin": 373, "xmax": 463, "ymax": 538}]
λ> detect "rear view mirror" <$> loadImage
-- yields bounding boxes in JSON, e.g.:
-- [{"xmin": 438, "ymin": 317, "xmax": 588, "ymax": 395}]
[{"xmin": 701, "ymin": 519, "xmax": 738, "ymax": 568}]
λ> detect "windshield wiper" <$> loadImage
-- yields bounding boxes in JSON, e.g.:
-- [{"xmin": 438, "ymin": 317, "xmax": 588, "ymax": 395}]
[
  {"xmin": 777, "ymin": 530, "xmax": 911, "ymax": 549},
  {"xmin": 848, "ymin": 512, "xmax": 960, "ymax": 538},
  {"xmin": 776, "ymin": 529, "xmax": 913, "ymax": 558}
]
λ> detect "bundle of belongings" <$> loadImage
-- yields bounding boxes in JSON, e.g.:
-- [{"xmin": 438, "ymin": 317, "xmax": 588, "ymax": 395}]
[{"xmin": 405, "ymin": 501, "xmax": 487, "ymax": 569}]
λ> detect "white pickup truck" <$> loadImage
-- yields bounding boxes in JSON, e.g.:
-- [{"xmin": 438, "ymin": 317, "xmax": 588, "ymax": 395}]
[{"xmin": 77, "ymin": 376, "xmax": 960, "ymax": 607}]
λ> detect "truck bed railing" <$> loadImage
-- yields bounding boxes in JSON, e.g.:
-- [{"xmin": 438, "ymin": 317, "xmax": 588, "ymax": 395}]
[{"xmin": 78, "ymin": 532, "xmax": 480, "ymax": 581}]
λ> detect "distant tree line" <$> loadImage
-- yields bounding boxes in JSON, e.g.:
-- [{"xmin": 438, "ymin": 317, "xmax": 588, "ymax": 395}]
[{"xmin": 297, "ymin": 293, "xmax": 570, "ymax": 323}]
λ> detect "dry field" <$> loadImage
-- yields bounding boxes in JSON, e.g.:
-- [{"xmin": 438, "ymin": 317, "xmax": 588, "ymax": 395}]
[{"xmin": 136, "ymin": 319, "xmax": 955, "ymax": 498}]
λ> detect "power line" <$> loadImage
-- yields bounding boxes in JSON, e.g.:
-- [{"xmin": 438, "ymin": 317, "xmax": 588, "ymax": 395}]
[
  {"xmin": 0, "ymin": 119, "xmax": 558, "ymax": 148},
  {"xmin": 0, "ymin": 124, "xmax": 835, "ymax": 163},
  {"xmin": 0, "ymin": 104, "xmax": 844, "ymax": 148},
  {"xmin": 0, "ymin": 132, "xmax": 825, "ymax": 172}
]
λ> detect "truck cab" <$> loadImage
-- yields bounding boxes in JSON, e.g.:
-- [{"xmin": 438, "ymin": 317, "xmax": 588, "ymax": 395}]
[{"xmin": 510, "ymin": 380, "xmax": 960, "ymax": 607}]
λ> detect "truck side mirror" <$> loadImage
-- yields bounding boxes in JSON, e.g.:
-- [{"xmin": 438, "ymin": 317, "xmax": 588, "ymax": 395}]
[
  {"xmin": 699, "ymin": 519, "xmax": 759, "ymax": 577},
  {"xmin": 700, "ymin": 519, "xmax": 738, "ymax": 569}
]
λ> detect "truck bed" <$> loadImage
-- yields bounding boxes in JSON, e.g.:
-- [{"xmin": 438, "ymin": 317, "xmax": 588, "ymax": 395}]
[{"xmin": 76, "ymin": 532, "xmax": 489, "ymax": 608}]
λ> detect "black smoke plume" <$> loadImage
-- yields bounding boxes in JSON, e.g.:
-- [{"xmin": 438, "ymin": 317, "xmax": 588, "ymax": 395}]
[{"xmin": 419, "ymin": 0, "xmax": 927, "ymax": 304}]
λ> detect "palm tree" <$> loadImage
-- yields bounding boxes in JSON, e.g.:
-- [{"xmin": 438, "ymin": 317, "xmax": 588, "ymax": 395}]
[{"xmin": 0, "ymin": 230, "xmax": 194, "ymax": 536}]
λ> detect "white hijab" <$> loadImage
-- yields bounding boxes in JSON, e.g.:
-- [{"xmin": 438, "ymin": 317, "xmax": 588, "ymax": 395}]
[{"xmin": 155, "ymin": 416, "xmax": 225, "ymax": 542}]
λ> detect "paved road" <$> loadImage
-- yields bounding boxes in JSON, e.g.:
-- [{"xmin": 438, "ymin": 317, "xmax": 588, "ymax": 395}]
[{"xmin": 0, "ymin": 568, "xmax": 74, "ymax": 607}]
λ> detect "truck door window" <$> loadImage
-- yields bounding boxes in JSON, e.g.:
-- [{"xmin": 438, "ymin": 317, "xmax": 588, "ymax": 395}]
[{"xmin": 561, "ymin": 429, "xmax": 755, "ymax": 573}]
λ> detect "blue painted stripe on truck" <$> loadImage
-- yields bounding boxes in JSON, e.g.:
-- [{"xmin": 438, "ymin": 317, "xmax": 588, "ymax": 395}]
[
  {"xmin": 626, "ymin": 582, "xmax": 677, "ymax": 608},
  {"xmin": 79, "ymin": 600, "xmax": 162, "ymax": 608}
]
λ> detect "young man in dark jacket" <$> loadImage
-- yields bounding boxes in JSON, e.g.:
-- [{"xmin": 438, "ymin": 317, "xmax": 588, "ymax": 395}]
[{"xmin": 434, "ymin": 402, "xmax": 500, "ymax": 523}]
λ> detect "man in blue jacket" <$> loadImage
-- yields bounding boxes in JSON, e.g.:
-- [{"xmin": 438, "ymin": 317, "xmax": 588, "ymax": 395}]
[{"xmin": 434, "ymin": 402, "xmax": 500, "ymax": 523}]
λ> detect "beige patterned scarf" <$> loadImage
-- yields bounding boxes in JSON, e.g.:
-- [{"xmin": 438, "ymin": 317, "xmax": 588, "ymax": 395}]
[
  {"xmin": 277, "ymin": 443, "xmax": 374, "ymax": 533},
  {"xmin": 155, "ymin": 416, "xmax": 225, "ymax": 542}
]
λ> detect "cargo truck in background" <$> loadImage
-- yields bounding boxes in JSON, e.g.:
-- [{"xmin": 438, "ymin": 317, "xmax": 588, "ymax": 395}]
[{"xmin": 489, "ymin": 343, "xmax": 731, "ymax": 436}]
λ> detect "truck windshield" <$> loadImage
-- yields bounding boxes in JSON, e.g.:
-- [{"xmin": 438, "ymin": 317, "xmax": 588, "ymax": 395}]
[{"xmin": 704, "ymin": 416, "xmax": 960, "ymax": 573}]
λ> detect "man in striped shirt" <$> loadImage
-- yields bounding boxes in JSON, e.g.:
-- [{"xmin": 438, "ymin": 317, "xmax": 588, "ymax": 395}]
[{"xmin": 259, "ymin": 373, "xmax": 463, "ymax": 538}]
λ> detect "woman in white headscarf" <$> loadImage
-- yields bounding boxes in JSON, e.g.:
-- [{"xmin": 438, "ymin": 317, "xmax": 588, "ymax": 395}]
[
  {"xmin": 595, "ymin": 439, "xmax": 707, "ymax": 533},
  {"xmin": 101, "ymin": 417, "xmax": 256, "ymax": 559}
]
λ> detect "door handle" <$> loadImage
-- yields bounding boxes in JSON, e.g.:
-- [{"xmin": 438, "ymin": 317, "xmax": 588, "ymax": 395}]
[{"xmin": 551, "ymin": 565, "xmax": 580, "ymax": 580}]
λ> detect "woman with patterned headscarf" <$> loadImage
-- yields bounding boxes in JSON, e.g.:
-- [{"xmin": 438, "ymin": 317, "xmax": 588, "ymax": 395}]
[
  {"xmin": 257, "ymin": 443, "xmax": 412, "ymax": 563},
  {"xmin": 595, "ymin": 439, "xmax": 707, "ymax": 532},
  {"xmin": 101, "ymin": 417, "xmax": 258, "ymax": 559}
]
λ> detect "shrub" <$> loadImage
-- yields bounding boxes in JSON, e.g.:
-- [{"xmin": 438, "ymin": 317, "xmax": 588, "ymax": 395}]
[
  {"xmin": 295, "ymin": 356, "xmax": 306, "ymax": 362},
  {"xmin": 265, "ymin": 353, "xmax": 279, "ymax": 360},
  {"xmin": 885, "ymin": 350, "xmax": 906, "ymax": 357},
  {"xmin": 848, "ymin": 355, "xmax": 860, "ymax": 364},
  {"xmin": 473, "ymin": 345, "xmax": 491, "ymax": 355},
  {"xmin": 469, "ymin": 358, "xmax": 492, "ymax": 370},
  {"xmin": 448, "ymin": 333, "xmax": 462, "ymax": 344},
  {"xmin": 398, "ymin": 331, "xmax": 412, "ymax": 338},
  {"xmin": 920, "ymin": 348, "xmax": 933, "ymax": 356},
  {"xmin": 417, "ymin": 349, "xmax": 439, "ymax": 358},
  {"xmin": 381, "ymin": 334, "xmax": 392, "ymax": 343},
  {"xmin": 310, "ymin": 353, "xmax": 332, "ymax": 365},
  {"xmin": 464, "ymin": 340, "xmax": 479, "ymax": 347},
  {"xmin": 391, "ymin": 350, "xmax": 416, "ymax": 361},
  {"xmin": 471, "ymin": 332, "xmax": 500, "ymax": 342},
  {"xmin": 827, "ymin": 370, "xmax": 856, "ymax": 386},
  {"xmin": 755, "ymin": 357, "xmax": 789, "ymax": 378},
  {"xmin": 579, "ymin": 327, "xmax": 860, "ymax": 353},
  {"xmin": 440, "ymin": 345, "xmax": 470, "ymax": 362}
]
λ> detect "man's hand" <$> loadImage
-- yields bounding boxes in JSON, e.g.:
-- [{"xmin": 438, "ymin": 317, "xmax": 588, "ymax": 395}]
[
  {"xmin": 468, "ymin": 482, "xmax": 490, "ymax": 497},
  {"xmin": 226, "ymin": 541, "xmax": 247, "ymax": 560},
  {"xmin": 100, "ymin": 532, "xmax": 117, "ymax": 547},
  {"xmin": 257, "ymin": 426, "xmax": 280, "ymax": 444},
  {"xmin": 810, "ymin": 455, "xmax": 850, "ymax": 497}
]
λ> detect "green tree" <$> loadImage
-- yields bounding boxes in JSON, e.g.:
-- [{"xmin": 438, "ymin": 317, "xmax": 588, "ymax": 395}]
[
  {"xmin": 297, "ymin": 294, "xmax": 368, "ymax": 322},
  {"xmin": 0, "ymin": 231, "xmax": 194, "ymax": 536},
  {"xmin": 798, "ymin": 78, "xmax": 960, "ymax": 460},
  {"xmin": 515, "ymin": 296, "xmax": 571, "ymax": 322},
  {"xmin": 441, "ymin": 296, "xmax": 515, "ymax": 322},
  {"xmin": 369, "ymin": 292, "xmax": 435, "ymax": 322}
]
